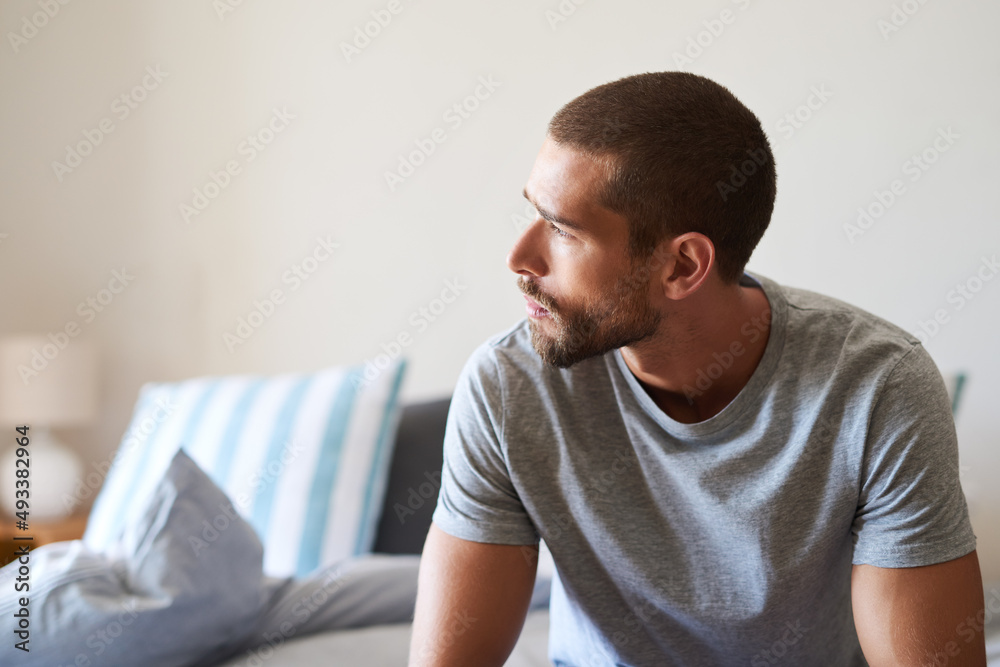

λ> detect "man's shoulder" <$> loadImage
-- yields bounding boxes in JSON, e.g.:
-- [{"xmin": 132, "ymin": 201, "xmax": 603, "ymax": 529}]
[
  {"xmin": 757, "ymin": 274, "xmax": 928, "ymax": 389},
  {"xmin": 781, "ymin": 282, "xmax": 903, "ymax": 328},
  {"xmin": 762, "ymin": 274, "xmax": 921, "ymax": 353},
  {"xmin": 481, "ymin": 318, "xmax": 534, "ymax": 352},
  {"xmin": 457, "ymin": 320, "xmax": 540, "ymax": 386},
  {"xmin": 464, "ymin": 319, "xmax": 534, "ymax": 369},
  {"xmin": 461, "ymin": 319, "xmax": 610, "ymax": 395}
]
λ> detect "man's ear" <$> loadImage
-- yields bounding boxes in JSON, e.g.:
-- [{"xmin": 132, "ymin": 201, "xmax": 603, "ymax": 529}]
[{"xmin": 658, "ymin": 232, "xmax": 715, "ymax": 301}]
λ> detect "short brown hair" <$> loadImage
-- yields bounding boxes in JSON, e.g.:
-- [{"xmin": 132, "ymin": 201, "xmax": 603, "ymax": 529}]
[{"xmin": 547, "ymin": 72, "xmax": 776, "ymax": 284}]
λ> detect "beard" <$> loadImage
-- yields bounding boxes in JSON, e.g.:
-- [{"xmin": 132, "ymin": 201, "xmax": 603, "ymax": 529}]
[{"xmin": 517, "ymin": 266, "xmax": 662, "ymax": 368}]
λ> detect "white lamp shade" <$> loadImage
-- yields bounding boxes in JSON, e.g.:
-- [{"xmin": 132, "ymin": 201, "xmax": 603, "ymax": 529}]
[
  {"xmin": 0, "ymin": 335, "xmax": 99, "ymax": 426},
  {"xmin": 0, "ymin": 429, "xmax": 83, "ymax": 520}
]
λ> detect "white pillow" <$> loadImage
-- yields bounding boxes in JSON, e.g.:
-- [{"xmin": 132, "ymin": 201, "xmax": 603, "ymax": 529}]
[{"xmin": 83, "ymin": 361, "xmax": 406, "ymax": 577}]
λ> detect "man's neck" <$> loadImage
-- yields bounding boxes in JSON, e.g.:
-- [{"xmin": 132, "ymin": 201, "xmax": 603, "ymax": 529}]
[{"xmin": 619, "ymin": 281, "xmax": 772, "ymax": 424}]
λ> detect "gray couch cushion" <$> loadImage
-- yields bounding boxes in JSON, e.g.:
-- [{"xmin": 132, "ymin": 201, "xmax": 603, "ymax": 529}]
[{"xmin": 372, "ymin": 398, "xmax": 450, "ymax": 554}]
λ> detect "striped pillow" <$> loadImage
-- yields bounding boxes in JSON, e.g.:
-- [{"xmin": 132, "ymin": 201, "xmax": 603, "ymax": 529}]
[{"xmin": 83, "ymin": 361, "xmax": 406, "ymax": 578}]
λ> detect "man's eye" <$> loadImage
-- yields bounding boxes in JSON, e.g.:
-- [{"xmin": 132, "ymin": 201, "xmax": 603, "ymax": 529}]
[{"xmin": 548, "ymin": 221, "xmax": 571, "ymax": 238}]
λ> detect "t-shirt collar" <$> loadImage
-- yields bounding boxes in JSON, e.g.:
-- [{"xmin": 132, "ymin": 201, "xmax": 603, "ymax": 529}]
[{"xmin": 610, "ymin": 270, "xmax": 788, "ymax": 439}]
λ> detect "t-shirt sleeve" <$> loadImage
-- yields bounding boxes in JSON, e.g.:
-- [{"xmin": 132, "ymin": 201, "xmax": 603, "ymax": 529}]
[
  {"xmin": 431, "ymin": 342, "xmax": 539, "ymax": 545},
  {"xmin": 851, "ymin": 343, "xmax": 977, "ymax": 567}
]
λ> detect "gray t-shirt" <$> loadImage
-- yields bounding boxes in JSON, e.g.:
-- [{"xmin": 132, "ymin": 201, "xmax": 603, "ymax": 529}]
[{"xmin": 431, "ymin": 271, "xmax": 976, "ymax": 666}]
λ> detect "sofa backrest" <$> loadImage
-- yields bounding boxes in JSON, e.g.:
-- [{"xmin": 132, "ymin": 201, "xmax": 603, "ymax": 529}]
[{"xmin": 372, "ymin": 398, "xmax": 451, "ymax": 554}]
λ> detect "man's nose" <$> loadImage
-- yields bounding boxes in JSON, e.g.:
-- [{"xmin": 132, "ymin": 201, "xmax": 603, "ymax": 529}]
[{"xmin": 506, "ymin": 219, "xmax": 548, "ymax": 277}]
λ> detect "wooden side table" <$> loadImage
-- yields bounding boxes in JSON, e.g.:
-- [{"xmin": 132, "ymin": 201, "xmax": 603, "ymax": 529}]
[{"xmin": 0, "ymin": 512, "xmax": 89, "ymax": 567}]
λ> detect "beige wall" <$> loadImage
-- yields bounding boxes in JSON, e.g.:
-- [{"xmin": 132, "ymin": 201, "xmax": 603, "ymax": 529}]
[{"xmin": 1, "ymin": 0, "xmax": 998, "ymax": 582}]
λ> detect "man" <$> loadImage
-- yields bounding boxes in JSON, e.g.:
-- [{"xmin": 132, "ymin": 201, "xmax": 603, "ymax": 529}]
[{"xmin": 409, "ymin": 72, "xmax": 985, "ymax": 666}]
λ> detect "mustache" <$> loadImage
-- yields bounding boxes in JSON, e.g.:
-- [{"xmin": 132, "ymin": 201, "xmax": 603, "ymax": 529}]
[{"xmin": 517, "ymin": 278, "xmax": 559, "ymax": 313}]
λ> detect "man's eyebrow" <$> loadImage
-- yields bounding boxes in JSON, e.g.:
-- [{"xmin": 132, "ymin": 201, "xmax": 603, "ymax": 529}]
[{"xmin": 522, "ymin": 187, "xmax": 587, "ymax": 233}]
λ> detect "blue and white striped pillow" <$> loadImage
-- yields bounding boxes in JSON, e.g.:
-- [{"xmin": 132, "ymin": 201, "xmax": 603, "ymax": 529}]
[{"xmin": 83, "ymin": 361, "xmax": 406, "ymax": 578}]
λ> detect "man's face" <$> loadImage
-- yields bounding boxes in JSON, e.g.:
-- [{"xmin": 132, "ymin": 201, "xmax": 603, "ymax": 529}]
[{"xmin": 507, "ymin": 137, "xmax": 662, "ymax": 368}]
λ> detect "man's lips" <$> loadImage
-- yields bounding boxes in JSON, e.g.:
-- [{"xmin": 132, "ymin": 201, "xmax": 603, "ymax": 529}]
[{"xmin": 523, "ymin": 294, "xmax": 550, "ymax": 319}]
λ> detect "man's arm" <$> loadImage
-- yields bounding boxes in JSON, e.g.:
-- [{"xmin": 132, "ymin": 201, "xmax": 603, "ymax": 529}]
[
  {"xmin": 852, "ymin": 549, "xmax": 986, "ymax": 666},
  {"xmin": 409, "ymin": 523, "xmax": 538, "ymax": 667}
]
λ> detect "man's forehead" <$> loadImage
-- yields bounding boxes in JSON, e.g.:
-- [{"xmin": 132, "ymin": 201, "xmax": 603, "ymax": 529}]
[
  {"xmin": 530, "ymin": 137, "xmax": 607, "ymax": 189},
  {"xmin": 524, "ymin": 138, "xmax": 615, "ymax": 222}
]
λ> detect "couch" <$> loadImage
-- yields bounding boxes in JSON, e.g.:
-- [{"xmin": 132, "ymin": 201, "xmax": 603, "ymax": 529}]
[
  {"xmin": 216, "ymin": 397, "xmax": 553, "ymax": 666},
  {"xmin": 0, "ymin": 388, "xmax": 553, "ymax": 667}
]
